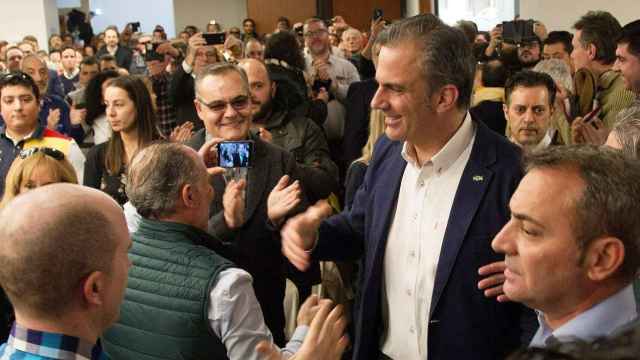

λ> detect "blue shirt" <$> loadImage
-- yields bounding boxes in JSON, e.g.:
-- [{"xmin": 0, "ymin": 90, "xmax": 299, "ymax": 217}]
[
  {"xmin": 0, "ymin": 323, "xmax": 109, "ymax": 359},
  {"xmin": 529, "ymin": 284, "xmax": 638, "ymax": 347}
]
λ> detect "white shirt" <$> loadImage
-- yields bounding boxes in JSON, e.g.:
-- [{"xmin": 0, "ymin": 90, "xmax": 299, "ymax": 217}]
[
  {"xmin": 304, "ymin": 52, "xmax": 359, "ymax": 102},
  {"xmin": 380, "ymin": 114, "xmax": 476, "ymax": 359},
  {"xmin": 304, "ymin": 52, "xmax": 359, "ymax": 141}
]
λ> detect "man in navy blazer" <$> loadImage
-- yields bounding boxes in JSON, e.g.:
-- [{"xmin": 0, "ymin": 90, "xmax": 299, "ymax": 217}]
[{"xmin": 282, "ymin": 14, "xmax": 535, "ymax": 360}]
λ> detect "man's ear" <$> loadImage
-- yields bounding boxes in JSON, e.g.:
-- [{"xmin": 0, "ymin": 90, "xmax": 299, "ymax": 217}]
[
  {"xmin": 181, "ymin": 183, "xmax": 198, "ymax": 209},
  {"xmin": 83, "ymin": 271, "xmax": 106, "ymax": 307},
  {"xmin": 434, "ymin": 84, "xmax": 459, "ymax": 113},
  {"xmin": 584, "ymin": 236, "xmax": 626, "ymax": 282},
  {"xmin": 270, "ymin": 81, "xmax": 277, "ymax": 98},
  {"xmin": 194, "ymin": 98, "xmax": 203, "ymax": 117},
  {"xmin": 587, "ymin": 43, "xmax": 598, "ymax": 62}
]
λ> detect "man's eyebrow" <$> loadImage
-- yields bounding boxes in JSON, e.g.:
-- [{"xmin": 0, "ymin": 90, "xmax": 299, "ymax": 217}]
[{"xmin": 510, "ymin": 207, "xmax": 546, "ymax": 229}]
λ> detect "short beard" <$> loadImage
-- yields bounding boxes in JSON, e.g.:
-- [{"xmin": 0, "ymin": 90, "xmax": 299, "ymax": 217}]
[{"xmin": 253, "ymin": 97, "xmax": 273, "ymax": 123}]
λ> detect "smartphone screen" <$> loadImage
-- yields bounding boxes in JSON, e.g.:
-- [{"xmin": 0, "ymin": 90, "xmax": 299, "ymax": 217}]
[
  {"xmin": 218, "ymin": 141, "xmax": 253, "ymax": 168},
  {"xmin": 203, "ymin": 32, "xmax": 226, "ymax": 46},
  {"xmin": 373, "ymin": 9, "xmax": 383, "ymax": 21}
]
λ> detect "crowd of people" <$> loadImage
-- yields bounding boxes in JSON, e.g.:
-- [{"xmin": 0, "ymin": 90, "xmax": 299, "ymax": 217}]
[{"xmin": 0, "ymin": 6, "xmax": 640, "ymax": 360}]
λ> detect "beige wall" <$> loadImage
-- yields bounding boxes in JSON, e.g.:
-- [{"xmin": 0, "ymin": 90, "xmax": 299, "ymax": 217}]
[
  {"xmin": 173, "ymin": 0, "xmax": 247, "ymax": 34},
  {"xmin": 519, "ymin": 0, "xmax": 640, "ymax": 31}
]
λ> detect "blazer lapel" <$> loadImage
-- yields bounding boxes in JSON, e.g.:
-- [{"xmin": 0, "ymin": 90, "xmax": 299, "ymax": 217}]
[
  {"xmin": 429, "ymin": 124, "xmax": 496, "ymax": 318},
  {"xmin": 368, "ymin": 144, "xmax": 407, "ymax": 280},
  {"xmin": 244, "ymin": 139, "xmax": 269, "ymax": 220}
]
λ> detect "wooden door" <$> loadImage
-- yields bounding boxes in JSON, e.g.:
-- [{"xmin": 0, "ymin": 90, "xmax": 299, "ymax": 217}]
[
  {"xmin": 247, "ymin": 0, "xmax": 316, "ymax": 37},
  {"xmin": 331, "ymin": 0, "xmax": 402, "ymax": 32}
]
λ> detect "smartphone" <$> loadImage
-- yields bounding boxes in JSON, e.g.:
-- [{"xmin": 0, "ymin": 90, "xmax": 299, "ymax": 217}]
[
  {"xmin": 373, "ymin": 8, "xmax": 383, "ymax": 21},
  {"xmin": 217, "ymin": 141, "xmax": 253, "ymax": 168},
  {"xmin": 203, "ymin": 32, "xmax": 226, "ymax": 46}
]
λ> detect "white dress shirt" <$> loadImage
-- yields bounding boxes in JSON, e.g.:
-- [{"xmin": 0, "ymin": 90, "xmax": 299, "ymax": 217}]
[{"xmin": 380, "ymin": 114, "xmax": 476, "ymax": 359}]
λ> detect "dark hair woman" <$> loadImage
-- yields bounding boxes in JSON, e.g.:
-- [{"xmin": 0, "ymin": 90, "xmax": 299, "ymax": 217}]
[
  {"xmin": 83, "ymin": 70, "xmax": 120, "ymax": 145},
  {"xmin": 84, "ymin": 75, "xmax": 160, "ymax": 205}
]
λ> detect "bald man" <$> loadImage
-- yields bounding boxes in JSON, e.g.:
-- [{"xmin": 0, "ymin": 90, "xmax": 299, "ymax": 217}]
[
  {"xmin": 0, "ymin": 184, "xmax": 131, "ymax": 358},
  {"xmin": 15, "ymin": 55, "xmax": 85, "ymax": 143},
  {"xmin": 238, "ymin": 58, "xmax": 339, "ymax": 203}
]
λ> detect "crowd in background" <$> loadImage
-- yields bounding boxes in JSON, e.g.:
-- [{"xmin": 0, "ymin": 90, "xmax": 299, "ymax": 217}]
[{"xmin": 0, "ymin": 6, "xmax": 640, "ymax": 360}]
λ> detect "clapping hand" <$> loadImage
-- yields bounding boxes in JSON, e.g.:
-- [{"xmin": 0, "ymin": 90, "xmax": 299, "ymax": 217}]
[{"xmin": 267, "ymin": 175, "xmax": 302, "ymax": 226}]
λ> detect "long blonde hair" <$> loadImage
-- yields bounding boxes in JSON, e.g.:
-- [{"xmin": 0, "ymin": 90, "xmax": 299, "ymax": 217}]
[
  {"xmin": 0, "ymin": 152, "xmax": 78, "ymax": 207},
  {"xmin": 355, "ymin": 109, "xmax": 386, "ymax": 165}
]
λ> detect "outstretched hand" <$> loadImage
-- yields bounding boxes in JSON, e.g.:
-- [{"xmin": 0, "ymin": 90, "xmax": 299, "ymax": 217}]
[{"xmin": 281, "ymin": 200, "xmax": 332, "ymax": 271}]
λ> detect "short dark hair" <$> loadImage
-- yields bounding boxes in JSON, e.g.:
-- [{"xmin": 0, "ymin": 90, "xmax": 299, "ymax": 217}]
[
  {"xmin": 618, "ymin": 19, "xmax": 640, "ymax": 57},
  {"xmin": 524, "ymin": 145, "xmax": 640, "ymax": 279},
  {"xmin": 80, "ymin": 55, "xmax": 98, "ymax": 70},
  {"xmin": 544, "ymin": 31, "xmax": 574, "ymax": 54},
  {"xmin": 481, "ymin": 59, "xmax": 507, "ymax": 88},
  {"xmin": 573, "ymin": 11, "xmax": 622, "ymax": 65},
  {"xmin": 264, "ymin": 30, "xmax": 306, "ymax": 70},
  {"xmin": 380, "ymin": 14, "xmax": 476, "ymax": 109},
  {"xmin": 99, "ymin": 53, "xmax": 116, "ymax": 63},
  {"xmin": 60, "ymin": 45, "xmax": 75, "ymax": 55},
  {"xmin": 277, "ymin": 16, "xmax": 291, "ymax": 29},
  {"xmin": 0, "ymin": 71, "xmax": 40, "ymax": 100},
  {"xmin": 505, "ymin": 70, "xmax": 556, "ymax": 106}
]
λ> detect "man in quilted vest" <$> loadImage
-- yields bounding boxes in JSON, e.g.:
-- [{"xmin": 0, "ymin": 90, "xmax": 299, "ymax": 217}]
[{"xmin": 102, "ymin": 142, "xmax": 315, "ymax": 360}]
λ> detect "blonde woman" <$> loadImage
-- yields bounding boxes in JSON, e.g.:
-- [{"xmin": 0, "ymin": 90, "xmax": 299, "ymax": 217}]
[
  {"xmin": 344, "ymin": 109, "xmax": 385, "ymax": 209},
  {"xmin": 0, "ymin": 147, "xmax": 78, "ymax": 207}
]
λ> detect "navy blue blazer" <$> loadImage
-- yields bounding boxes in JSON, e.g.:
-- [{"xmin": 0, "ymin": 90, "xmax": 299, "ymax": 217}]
[{"xmin": 313, "ymin": 119, "xmax": 536, "ymax": 359}]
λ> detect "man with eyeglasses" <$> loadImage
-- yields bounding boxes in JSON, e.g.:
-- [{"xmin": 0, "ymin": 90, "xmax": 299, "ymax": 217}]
[
  {"xmin": 186, "ymin": 63, "xmax": 309, "ymax": 346},
  {"xmin": 169, "ymin": 32, "xmax": 221, "ymax": 131},
  {"xmin": 303, "ymin": 18, "xmax": 359, "ymax": 150},
  {"xmin": 0, "ymin": 71, "xmax": 85, "ymax": 197}
]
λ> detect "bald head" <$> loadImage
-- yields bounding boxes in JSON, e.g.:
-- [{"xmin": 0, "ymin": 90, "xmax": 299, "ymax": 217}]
[
  {"xmin": 21, "ymin": 54, "xmax": 49, "ymax": 94},
  {"xmin": 238, "ymin": 58, "xmax": 275, "ymax": 118},
  {"xmin": 0, "ymin": 184, "xmax": 126, "ymax": 318}
]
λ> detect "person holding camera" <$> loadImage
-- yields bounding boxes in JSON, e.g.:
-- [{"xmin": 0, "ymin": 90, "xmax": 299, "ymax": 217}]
[
  {"xmin": 186, "ymin": 63, "xmax": 310, "ymax": 346},
  {"xmin": 169, "ymin": 32, "xmax": 222, "ymax": 130},
  {"xmin": 303, "ymin": 18, "xmax": 360, "ymax": 143}
]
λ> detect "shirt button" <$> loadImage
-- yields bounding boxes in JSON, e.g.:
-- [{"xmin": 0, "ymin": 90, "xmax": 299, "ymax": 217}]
[
  {"xmin": 409, "ymin": 326, "xmax": 415, "ymax": 333},
  {"xmin": 406, "ymin": 289, "xmax": 412, "ymax": 296},
  {"xmin": 409, "ymin": 250, "xmax": 416, "ymax": 257},
  {"xmin": 418, "ymin": 180, "xmax": 425, "ymax": 187},
  {"xmin": 412, "ymin": 213, "xmax": 418, "ymax": 221}
]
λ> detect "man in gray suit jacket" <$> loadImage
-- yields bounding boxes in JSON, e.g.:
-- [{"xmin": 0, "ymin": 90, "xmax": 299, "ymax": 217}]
[{"xmin": 186, "ymin": 63, "xmax": 309, "ymax": 345}]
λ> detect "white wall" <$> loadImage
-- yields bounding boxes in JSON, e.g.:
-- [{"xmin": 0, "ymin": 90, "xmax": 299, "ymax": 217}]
[
  {"xmin": 519, "ymin": 0, "xmax": 640, "ymax": 31},
  {"xmin": 44, "ymin": 0, "xmax": 61, "ymax": 42},
  {"xmin": 90, "ymin": 0, "xmax": 176, "ymax": 37},
  {"xmin": 405, "ymin": 0, "xmax": 421, "ymax": 17},
  {"xmin": 0, "ymin": 0, "xmax": 52, "ymax": 49},
  {"xmin": 173, "ymin": 0, "xmax": 246, "ymax": 34}
]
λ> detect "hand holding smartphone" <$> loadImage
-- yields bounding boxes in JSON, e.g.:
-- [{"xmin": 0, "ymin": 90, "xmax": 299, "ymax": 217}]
[{"xmin": 217, "ymin": 141, "xmax": 253, "ymax": 168}]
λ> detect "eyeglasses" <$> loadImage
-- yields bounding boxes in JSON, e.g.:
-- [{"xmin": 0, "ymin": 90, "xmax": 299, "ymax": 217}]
[
  {"xmin": 304, "ymin": 29, "xmax": 328, "ymax": 38},
  {"xmin": 19, "ymin": 147, "xmax": 65, "ymax": 161},
  {"xmin": 197, "ymin": 95, "xmax": 250, "ymax": 113}
]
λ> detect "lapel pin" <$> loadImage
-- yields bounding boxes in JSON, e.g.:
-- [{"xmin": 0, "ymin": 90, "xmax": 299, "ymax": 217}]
[{"xmin": 473, "ymin": 175, "xmax": 484, "ymax": 182}]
